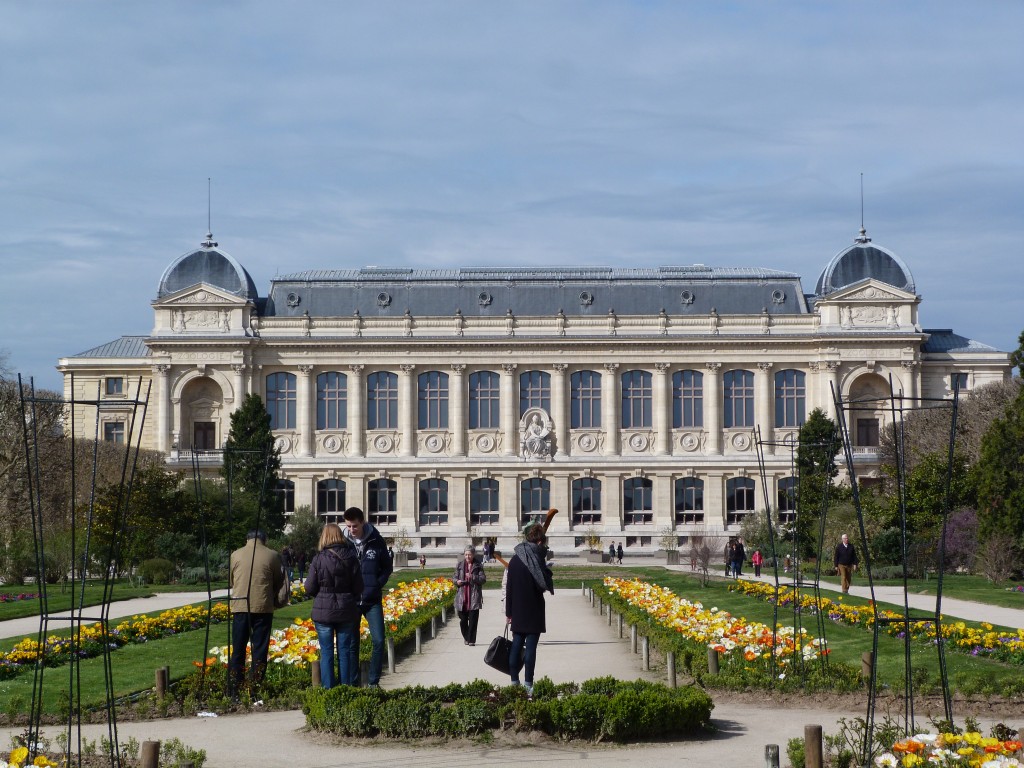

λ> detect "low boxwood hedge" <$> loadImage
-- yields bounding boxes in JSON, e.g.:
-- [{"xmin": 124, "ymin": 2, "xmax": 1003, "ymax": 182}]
[{"xmin": 302, "ymin": 676, "xmax": 713, "ymax": 742}]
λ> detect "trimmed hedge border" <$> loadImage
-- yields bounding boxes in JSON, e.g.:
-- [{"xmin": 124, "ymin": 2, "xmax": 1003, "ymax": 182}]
[{"xmin": 302, "ymin": 676, "xmax": 714, "ymax": 742}]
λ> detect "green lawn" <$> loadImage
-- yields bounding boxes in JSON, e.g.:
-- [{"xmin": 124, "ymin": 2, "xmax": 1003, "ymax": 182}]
[
  {"xmin": 0, "ymin": 581, "xmax": 229, "ymax": 622},
  {"xmin": 2, "ymin": 565, "xmax": 1019, "ymax": 714}
]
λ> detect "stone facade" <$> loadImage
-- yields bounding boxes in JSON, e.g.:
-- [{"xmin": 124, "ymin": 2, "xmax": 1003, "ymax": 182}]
[{"xmin": 58, "ymin": 230, "xmax": 1011, "ymax": 555}]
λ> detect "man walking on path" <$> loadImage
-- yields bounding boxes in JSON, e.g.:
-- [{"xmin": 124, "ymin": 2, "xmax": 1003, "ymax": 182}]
[
  {"xmin": 834, "ymin": 533, "xmax": 859, "ymax": 594},
  {"xmin": 228, "ymin": 530, "xmax": 285, "ymax": 698},
  {"xmin": 343, "ymin": 506, "xmax": 393, "ymax": 687}
]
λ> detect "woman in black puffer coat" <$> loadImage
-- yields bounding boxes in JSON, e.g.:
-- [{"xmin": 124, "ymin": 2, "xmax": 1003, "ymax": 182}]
[{"xmin": 304, "ymin": 523, "xmax": 363, "ymax": 688}]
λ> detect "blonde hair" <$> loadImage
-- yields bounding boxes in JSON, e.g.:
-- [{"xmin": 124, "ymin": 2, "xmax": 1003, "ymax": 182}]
[{"xmin": 318, "ymin": 523, "xmax": 345, "ymax": 551}]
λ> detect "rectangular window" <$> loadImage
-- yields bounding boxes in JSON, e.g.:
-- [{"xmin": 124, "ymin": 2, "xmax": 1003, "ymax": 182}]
[
  {"xmin": 266, "ymin": 372, "xmax": 297, "ymax": 430},
  {"xmin": 623, "ymin": 478, "xmax": 653, "ymax": 525},
  {"xmin": 368, "ymin": 479, "xmax": 398, "ymax": 525},
  {"xmin": 417, "ymin": 371, "xmax": 449, "ymax": 429},
  {"xmin": 672, "ymin": 370, "xmax": 703, "ymax": 428},
  {"xmin": 469, "ymin": 478, "xmax": 500, "ymax": 526},
  {"xmin": 774, "ymin": 370, "xmax": 806, "ymax": 428},
  {"xmin": 367, "ymin": 372, "xmax": 399, "ymax": 430},
  {"xmin": 519, "ymin": 371, "xmax": 551, "ymax": 416},
  {"xmin": 571, "ymin": 478, "xmax": 602, "ymax": 525},
  {"xmin": 726, "ymin": 478, "xmax": 755, "ymax": 525},
  {"xmin": 856, "ymin": 418, "xmax": 880, "ymax": 447},
  {"xmin": 570, "ymin": 370, "xmax": 602, "ymax": 429},
  {"xmin": 950, "ymin": 372, "xmax": 968, "ymax": 392},
  {"xmin": 520, "ymin": 478, "xmax": 550, "ymax": 526},
  {"xmin": 620, "ymin": 370, "xmax": 653, "ymax": 429},
  {"xmin": 674, "ymin": 478, "xmax": 704, "ymax": 525},
  {"xmin": 419, "ymin": 479, "xmax": 449, "ymax": 525},
  {"xmin": 723, "ymin": 370, "xmax": 754, "ymax": 428},
  {"xmin": 468, "ymin": 371, "xmax": 500, "ymax": 429},
  {"xmin": 103, "ymin": 421, "xmax": 125, "ymax": 444},
  {"xmin": 316, "ymin": 372, "xmax": 348, "ymax": 430},
  {"xmin": 104, "ymin": 377, "xmax": 123, "ymax": 396}
]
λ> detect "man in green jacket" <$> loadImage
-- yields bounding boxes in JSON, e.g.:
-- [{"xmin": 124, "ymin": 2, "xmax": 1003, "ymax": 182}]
[{"xmin": 229, "ymin": 530, "xmax": 285, "ymax": 698}]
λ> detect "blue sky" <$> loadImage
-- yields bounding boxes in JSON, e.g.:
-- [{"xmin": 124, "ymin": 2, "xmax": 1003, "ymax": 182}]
[{"xmin": 3, "ymin": 2, "xmax": 1022, "ymax": 391}]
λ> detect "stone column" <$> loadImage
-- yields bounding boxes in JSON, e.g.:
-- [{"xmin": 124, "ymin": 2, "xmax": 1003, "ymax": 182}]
[
  {"xmin": 704, "ymin": 363, "xmax": 722, "ymax": 455},
  {"xmin": 347, "ymin": 364, "xmax": 365, "ymax": 457},
  {"xmin": 705, "ymin": 472, "xmax": 725, "ymax": 529},
  {"xmin": 654, "ymin": 362, "xmax": 671, "ymax": 456},
  {"xmin": 824, "ymin": 362, "xmax": 840, "ymax": 418},
  {"xmin": 231, "ymin": 363, "xmax": 247, "ymax": 412},
  {"xmin": 501, "ymin": 363, "xmax": 517, "ymax": 457},
  {"xmin": 400, "ymin": 364, "xmax": 416, "ymax": 457},
  {"xmin": 450, "ymin": 364, "xmax": 466, "ymax": 456},
  {"xmin": 296, "ymin": 364, "xmax": 314, "ymax": 458},
  {"xmin": 551, "ymin": 363, "xmax": 568, "ymax": 457},
  {"xmin": 756, "ymin": 362, "xmax": 774, "ymax": 453},
  {"xmin": 602, "ymin": 362, "xmax": 620, "ymax": 456},
  {"xmin": 153, "ymin": 364, "xmax": 171, "ymax": 454},
  {"xmin": 901, "ymin": 361, "xmax": 920, "ymax": 403}
]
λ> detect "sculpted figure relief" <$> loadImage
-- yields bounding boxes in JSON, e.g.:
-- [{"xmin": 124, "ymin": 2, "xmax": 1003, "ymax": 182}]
[{"xmin": 520, "ymin": 412, "xmax": 553, "ymax": 460}]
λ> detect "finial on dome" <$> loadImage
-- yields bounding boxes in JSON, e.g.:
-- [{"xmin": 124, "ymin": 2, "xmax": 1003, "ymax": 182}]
[
  {"xmin": 202, "ymin": 177, "xmax": 218, "ymax": 248},
  {"xmin": 854, "ymin": 226, "xmax": 871, "ymax": 244}
]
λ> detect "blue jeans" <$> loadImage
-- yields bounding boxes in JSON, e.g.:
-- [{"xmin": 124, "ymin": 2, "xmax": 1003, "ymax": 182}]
[
  {"xmin": 315, "ymin": 620, "xmax": 359, "ymax": 689},
  {"xmin": 349, "ymin": 602, "xmax": 386, "ymax": 686},
  {"xmin": 509, "ymin": 632, "xmax": 540, "ymax": 685}
]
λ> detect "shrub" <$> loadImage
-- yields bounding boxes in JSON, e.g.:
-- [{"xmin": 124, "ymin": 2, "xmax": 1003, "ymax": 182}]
[
  {"xmin": 137, "ymin": 557, "xmax": 175, "ymax": 584},
  {"xmin": 787, "ymin": 736, "xmax": 805, "ymax": 768}
]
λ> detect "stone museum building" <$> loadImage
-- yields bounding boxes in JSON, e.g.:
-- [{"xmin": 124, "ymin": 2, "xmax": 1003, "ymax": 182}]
[{"xmin": 58, "ymin": 227, "xmax": 1011, "ymax": 553}]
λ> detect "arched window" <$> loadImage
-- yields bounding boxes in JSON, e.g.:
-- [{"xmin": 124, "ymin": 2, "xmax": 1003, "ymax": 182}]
[
  {"xmin": 520, "ymin": 477, "xmax": 550, "ymax": 527},
  {"xmin": 777, "ymin": 476, "xmax": 797, "ymax": 524},
  {"xmin": 470, "ymin": 478, "xmax": 500, "ymax": 526},
  {"xmin": 621, "ymin": 370, "xmax": 653, "ymax": 428},
  {"xmin": 266, "ymin": 372, "xmax": 297, "ymax": 430},
  {"xmin": 674, "ymin": 477, "xmax": 704, "ymax": 524},
  {"xmin": 725, "ymin": 477, "xmax": 755, "ymax": 525},
  {"xmin": 623, "ymin": 477, "xmax": 653, "ymax": 525},
  {"xmin": 774, "ymin": 370, "xmax": 806, "ymax": 428},
  {"xmin": 672, "ymin": 370, "xmax": 703, "ymax": 428},
  {"xmin": 571, "ymin": 477, "xmax": 602, "ymax": 525},
  {"xmin": 368, "ymin": 478, "xmax": 397, "ymax": 525},
  {"xmin": 723, "ymin": 370, "xmax": 754, "ymax": 428},
  {"xmin": 316, "ymin": 371, "xmax": 348, "ymax": 430},
  {"xmin": 317, "ymin": 479, "xmax": 346, "ymax": 522},
  {"xmin": 468, "ymin": 371, "xmax": 500, "ymax": 429},
  {"xmin": 367, "ymin": 371, "xmax": 398, "ymax": 429},
  {"xmin": 274, "ymin": 479, "xmax": 295, "ymax": 514},
  {"xmin": 418, "ymin": 478, "xmax": 448, "ymax": 525},
  {"xmin": 570, "ymin": 370, "xmax": 602, "ymax": 428},
  {"xmin": 519, "ymin": 370, "xmax": 551, "ymax": 416},
  {"xmin": 418, "ymin": 370, "xmax": 449, "ymax": 429}
]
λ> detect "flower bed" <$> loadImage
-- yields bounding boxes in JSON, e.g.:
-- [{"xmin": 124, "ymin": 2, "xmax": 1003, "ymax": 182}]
[
  {"xmin": 604, "ymin": 576, "xmax": 827, "ymax": 663},
  {"xmin": 0, "ymin": 593, "xmax": 38, "ymax": 603},
  {"xmin": 207, "ymin": 577, "xmax": 455, "ymax": 668},
  {"xmin": 730, "ymin": 580, "xmax": 1024, "ymax": 666},
  {"xmin": 876, "ymin": 731, "xmax": 1023, "ymax": 767},
  {"xmin": 0, "ymin": 602, "xmax": 230, "ymax": 680}
]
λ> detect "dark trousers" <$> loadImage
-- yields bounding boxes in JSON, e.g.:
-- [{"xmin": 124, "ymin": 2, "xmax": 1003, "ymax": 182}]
[
  {"xmin": 458, "ymin": 609, "xmax": 480, "ymax": 644},
  {"xmin": 229, "ymin": 611, "xmax": 272, "ymax": 692}
]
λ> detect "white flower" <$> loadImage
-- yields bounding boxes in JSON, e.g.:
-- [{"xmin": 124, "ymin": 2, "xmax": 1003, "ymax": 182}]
[
  {"xmin": 914, "ymin": 733, "xmax": 937, "ymax": 744},
  {"xmin": 874, "ymin": 752, "xmax": 898, "ymax": 767}
]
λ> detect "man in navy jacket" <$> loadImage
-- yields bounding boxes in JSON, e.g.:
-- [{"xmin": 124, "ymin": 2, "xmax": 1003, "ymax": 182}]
[{"xmin": 342, "ymin": 506, "xmax": 394, "ymax": 687}]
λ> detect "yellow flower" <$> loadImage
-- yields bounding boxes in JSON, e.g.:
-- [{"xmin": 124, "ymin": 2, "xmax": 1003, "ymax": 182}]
[{"xmin": 9, "ymin": 747, "xmax": 29, "ymax": 766}]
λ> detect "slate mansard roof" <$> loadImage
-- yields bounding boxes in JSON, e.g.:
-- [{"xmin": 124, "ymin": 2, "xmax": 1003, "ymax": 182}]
[
  {"xmin": 264, "ymin": 266, "xmax": 812, "ymax": 319},
  {"xmin": 157, "ymin": 243, "xmax": 259, "ymax": 301}
]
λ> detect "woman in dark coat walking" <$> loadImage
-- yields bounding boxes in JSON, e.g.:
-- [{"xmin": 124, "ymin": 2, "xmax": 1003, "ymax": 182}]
[
  {"xmin": 454, "ymin": 545, "xmax": 486, "ymax": 645},
  {"xmin": 505, "ymin": 521, "xmax": 554, "ymax": 696},
  {"xmin": 304, "ymin": 523, "xmax": 363, "ymax": 689}
]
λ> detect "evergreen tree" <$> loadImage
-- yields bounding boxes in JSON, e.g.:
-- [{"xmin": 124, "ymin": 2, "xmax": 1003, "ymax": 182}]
[
  {"xmin": 221, "ymin": 393, "xmax": 284, "ymax": 537},
  {"xmin": 975, "ymin": 384, "xmax": 1024, "ymax": 548},
  {"xmin": 792, "ymin": 408, "xmax": 839, "ymax": 558}
]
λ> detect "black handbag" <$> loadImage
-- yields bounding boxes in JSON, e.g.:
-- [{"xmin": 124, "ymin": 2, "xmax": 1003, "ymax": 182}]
[{"xmin": 484, "ymin": 625, "xmax": 512, "ymax": 675}]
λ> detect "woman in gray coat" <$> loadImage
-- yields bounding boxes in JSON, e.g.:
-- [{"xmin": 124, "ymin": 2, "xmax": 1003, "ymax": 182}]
[{"xmin": 454, "ymin": 545, "xmax": 486, "ymax": 645}]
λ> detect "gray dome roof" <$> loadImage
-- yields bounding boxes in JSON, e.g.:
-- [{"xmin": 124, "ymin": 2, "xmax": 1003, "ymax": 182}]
[
  {"xmin": 157, "ymin": 236, "xmax": 259, "ymax": 301},
  {"xmin": 815, "ymin": 229, "xmax": 916, "ymax": 296}
]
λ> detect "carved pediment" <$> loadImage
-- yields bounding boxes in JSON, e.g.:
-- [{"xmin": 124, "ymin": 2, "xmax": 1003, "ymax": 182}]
[
  {"xmin": 156, "ymin": 284, "xmax": 249, "ymax": 308},
  {"xmin": 819, "ymin": 279, "xmax": 916, "ymax": 304}
]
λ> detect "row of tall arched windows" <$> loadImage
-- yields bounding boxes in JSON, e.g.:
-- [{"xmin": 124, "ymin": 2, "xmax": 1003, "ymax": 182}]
[
  {"xmin": 265, "ymin": 368, "xmax": 807, "ymax": 431},
  {"xmin": 274, "ymin": 475, "xmax": 803, "ymax": 527}
]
